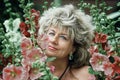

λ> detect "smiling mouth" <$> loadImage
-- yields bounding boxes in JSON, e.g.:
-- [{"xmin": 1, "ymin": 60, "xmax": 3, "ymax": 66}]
[{"xmin": 48, "ymin": 45, "xmax": 58, "ymax": 51}]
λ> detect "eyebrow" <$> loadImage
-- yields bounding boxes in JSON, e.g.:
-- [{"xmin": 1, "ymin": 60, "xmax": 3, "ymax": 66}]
[{"xmin": 49, "ymin": 29, "xmax": 68, "ymax": 36}]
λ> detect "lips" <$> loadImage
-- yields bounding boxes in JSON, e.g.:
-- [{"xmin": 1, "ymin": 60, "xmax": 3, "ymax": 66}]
[{"xmin": 48, "ymin": 45, "xmax": 58, "ymax": 51}]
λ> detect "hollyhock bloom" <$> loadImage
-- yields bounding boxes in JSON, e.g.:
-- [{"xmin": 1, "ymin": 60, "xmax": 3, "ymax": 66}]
[
  {"xmin": 3, "ymin": 18, "xmax": 20, "ymax": 32},
  {"xmin": 37, "ymin": 34, "xmax": 49, "ymax": 50},
  {"xmin": 29, "ymin": 68, "xmax": 44, "ymax": 80},
  {"xmin": 93, "ymin": 32, "xmax": 108, "ymax": 43},
  {"xmin": 21, "ymin": 58, "xmax": 31, "ymax": 71},
  {"xmin": 49, "ymin": 65, "xmax": 55, "ymax": 73},
  {"xmin": 21, "ymin": 48, "xmax": 46, "ymax": 68},
  {"xmin": 26, "ymin": 48, "xmax": 44, "ymax": 62},
  {"xmin": 112, "ymin": 56, "xmax": 120, "ymax": 74},
  {"xmin": 21, "ymin": 36, "xmax": 33, "ymax": 55},
  {"xmin": 3, "ymin": 65, "xmax": 29, "ymax": 80},
  {"xmin": 90, "ymin": 53, "xmax": 109, "ymax": 71},
  {"xmin": 5, "ymin": 31, "xmax": 21, "ymax": 43},
  {"xmin": 88, "ymin": 75, "xmax": 96, "ymax": 80},
  {"xmin": 114, "ymin": 76, "xmax": 120, "ymax": 80},
  {"xmin": 21, "ymin": 48, "xmax": 46, "ymax": 80},
  {"xmin": 103, "ymin": 63, "xmax": 114, "ymax": 77},
  {"xmin": 88, "ymin": 45, "xmax": 98, "ymax": 55},
  {"xmin": 3, "ymin": 18, "xmax": 21, "ymax": 44}
]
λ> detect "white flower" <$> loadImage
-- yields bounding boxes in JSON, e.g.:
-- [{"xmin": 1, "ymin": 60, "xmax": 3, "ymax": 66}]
[
  {"xmin": 3, "ymin": 18, "xmax": 21, "ymax": 32},
  {"xmin": 13, "ymin": 18, "xmax": 21, "ymax": 32},
  {"xmin": 4, "ymin": 18, "xmax": 21, "ymax": 44},
  {"xmin": 5, "ymin": 31, "xmax": 21, "ymax": 43},
  {"xmin": 3, "ymin": 19, "xmax": 10, "ymax": 32}
]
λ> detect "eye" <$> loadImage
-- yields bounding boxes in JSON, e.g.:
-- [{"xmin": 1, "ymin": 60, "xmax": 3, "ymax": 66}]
[
  {"xmin": 48, "ymin": 32, "xmax": 55, "ymax": 36},
  {"xmin": 59, "ymin": 35, "xmax": 68, "ymax": 40}
]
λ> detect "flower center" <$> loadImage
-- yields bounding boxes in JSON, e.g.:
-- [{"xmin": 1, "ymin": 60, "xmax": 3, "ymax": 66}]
[{"xmin": 11, "ymin": 71, "xmax": 16, "ymax": 77}]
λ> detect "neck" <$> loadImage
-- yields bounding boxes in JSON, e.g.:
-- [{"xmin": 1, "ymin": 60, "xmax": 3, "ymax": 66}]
[{"xmin": 47, "ymin": 57, "xmax": 69, "ymax": 77}]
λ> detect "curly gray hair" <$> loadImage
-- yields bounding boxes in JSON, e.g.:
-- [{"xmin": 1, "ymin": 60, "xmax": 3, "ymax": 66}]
[{"xmin": 38, "ymin": 4, "xmax": 95, "ymax": 68}]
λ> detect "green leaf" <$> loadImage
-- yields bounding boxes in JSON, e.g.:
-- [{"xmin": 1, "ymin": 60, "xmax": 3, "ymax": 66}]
[
  {"xmin": 46, "ymin": 57, "xmax": 56, "ymax": 62},
  {"xmin": 88, "ymin": 67, "xmax": 100, "ymax": 75}
]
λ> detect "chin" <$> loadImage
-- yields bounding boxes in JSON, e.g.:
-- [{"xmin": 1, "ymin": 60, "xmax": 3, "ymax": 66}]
[{"xmin": 45, "ymin": 51, "xmax": 56, "ymax": 57}]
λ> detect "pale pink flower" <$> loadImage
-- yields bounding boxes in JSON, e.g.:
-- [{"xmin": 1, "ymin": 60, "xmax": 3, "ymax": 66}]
[
  {"xmin": 29, "ymin": 68, "xmax": 44, "ymax": 80},
  {"xmin": 88, "ymin": 75, "xmax": 96, "ymax": 80},
  {"xmin": 21, "ymin": 36, "xmax": 33, "ymax": 50},
  {"xmin": 49, "ymin": 65, "xmax": 55, "ymax": 73},
  {"xmin": 103, "ymin": 63, "xmax": 114, "ymax": 77},
  {"xmin": 88, "ymin": 45, "xmax": 98, "ymax": 55},
  {"xmin": 26, "ymin": 48, "xmax": 47, "ymax": 63},
  {"xmin": 114, "ymin": 75, "xmax": 120, "ymax": 80},
  {"xmin": 3, "ymin": 65, "xmax": 29, "ymax": 80},
  {"xmin": 21, "ymin": 36, "xmax": 33, "ymax": 58},
  {"xmin": 90, "ymin": 53, "xmax": 109, "ymax": 71},
  {"xmin": 21, "ymin": 48, "xmax": 47, "ymax": 70},
  {"xmin": 21, "ymin": 58, "xmax": 31, "ymax": 71},
  {"xmin": 37, "ymin": 34, "xmax": 49, "ymax": 50}
]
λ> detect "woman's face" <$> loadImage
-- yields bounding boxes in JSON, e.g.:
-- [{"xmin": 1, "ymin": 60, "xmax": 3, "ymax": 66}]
[{"xmin": 45, "ymin": 27, "xmax": 74, "ymax": 59}]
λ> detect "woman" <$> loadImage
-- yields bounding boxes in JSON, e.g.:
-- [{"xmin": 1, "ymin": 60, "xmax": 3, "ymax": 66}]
[{"xmin": 38, "ymin": 4, "xmax": 95, "ymax": 80}]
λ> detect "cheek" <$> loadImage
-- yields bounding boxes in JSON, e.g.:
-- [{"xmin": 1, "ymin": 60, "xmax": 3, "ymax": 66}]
[{"xmin": 59, "ymin": 43, "xmax": 73, "ymax": 54}]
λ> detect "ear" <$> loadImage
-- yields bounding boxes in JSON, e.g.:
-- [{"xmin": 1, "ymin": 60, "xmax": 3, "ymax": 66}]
[{"xmin": 71, "ymin": 47, "xmax": 76, "ymax": 54}]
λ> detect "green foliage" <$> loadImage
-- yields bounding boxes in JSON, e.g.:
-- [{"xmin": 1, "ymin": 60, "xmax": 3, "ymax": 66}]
[
  {"xmin": 78, "ymin": 0, "xmax": 120, "ymax": 56},
  {"xmin": 78, "ymin": 0, "xmax": 120, "ymax": 79}
]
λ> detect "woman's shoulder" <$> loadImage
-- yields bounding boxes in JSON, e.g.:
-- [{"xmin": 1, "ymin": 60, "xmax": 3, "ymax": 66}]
[{"xmin": 71, "ymin": 66, "xmax": 92, "ymax": 80}]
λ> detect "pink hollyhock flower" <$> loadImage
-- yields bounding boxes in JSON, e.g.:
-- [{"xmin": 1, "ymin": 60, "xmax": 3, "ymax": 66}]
[
  {"xmin": 21, "ymin": 36, "xmax": 33, "ymax": 51},
  {"xmin": 88, "ymin": 45, "xmax": 98, "ymax": 55},
  {"xmin": 26, "ymin": 48, "xmax": 45, "ymax": 62},
  {"xmin": 103, "ymin": 63, "xmax": 114, "ymax": 77},
  {"xmin": 37, "ymin": 34, "xmax": 49, "ymax": 50},
  {"xmin": 93, "ymin": 32, "xmax": 108, "ymax": 43},
  {"xmin": 49, "ymin": 65, "xmax": 55, "ymax": 73},
  {"xmin": 21, "ymin": 36, "xmax": 33, "ymax": 57},
  {"xmin": 112, "ymin": 56, "xmax": 120, "ymax": 74},
  {"xmin": 114, "ymin": 75, "xmax": 120, "ymax": 80},
  {"xmin": 90, "ymin": 53, "xmax": 109, "ymax": 71},
  {"xmin": 88, "ymin": 75, "xmax": 96, "ymax": 80},
  {"xmin": 3, "ymin": 65, "xmax": 29, "ymax": 80},
  {"xmin": 29, "ymin": 68, "xmax": 44, "ymax": 80},
  {"xmin": 21, "ymin": 48, "xmax": 47, "ymax": 68}
]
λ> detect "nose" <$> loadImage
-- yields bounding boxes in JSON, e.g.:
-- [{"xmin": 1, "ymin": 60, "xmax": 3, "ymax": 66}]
[{"xmin": 49, "ymin": 35, "xmax": 58, "ymax": 45}]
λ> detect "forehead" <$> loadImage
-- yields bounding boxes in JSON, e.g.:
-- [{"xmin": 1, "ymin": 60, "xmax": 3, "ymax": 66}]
[{"xmin": 48, "ymin": 26, "xmax": 68, "ymax": 34}]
